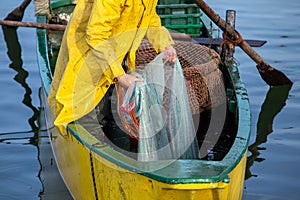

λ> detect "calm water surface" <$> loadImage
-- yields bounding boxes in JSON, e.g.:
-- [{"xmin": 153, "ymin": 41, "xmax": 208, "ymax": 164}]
[{"xmin": 0, "ymin": 0, "xmax": 299, "ymax": 199}]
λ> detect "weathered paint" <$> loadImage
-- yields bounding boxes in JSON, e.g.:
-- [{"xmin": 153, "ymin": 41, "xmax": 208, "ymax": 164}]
[{"xmin": 40, "ymin": 113, "xmax": 248, "ymax": 200}]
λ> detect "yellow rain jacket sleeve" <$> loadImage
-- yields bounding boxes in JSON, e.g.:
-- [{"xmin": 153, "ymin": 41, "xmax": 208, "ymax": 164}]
[{"xmin": 48, "ymin": 0, "xmax": 174, "ymax": 130}]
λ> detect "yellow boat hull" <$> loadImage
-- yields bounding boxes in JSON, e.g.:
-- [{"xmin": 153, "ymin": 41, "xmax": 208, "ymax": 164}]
[{"xmin": 46, "ymin": 120, "xmax": 247, "ymax": 200}]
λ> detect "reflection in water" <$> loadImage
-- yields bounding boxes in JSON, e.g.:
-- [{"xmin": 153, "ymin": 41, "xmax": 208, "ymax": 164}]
[
  {"xmin": 1, "ymin": 25, "xmax": 44, "ymax": 196},
  {"xmin": 246, "ymin": 85, "xmax": 292, "ymax": 179},
  {"xmin": 2, "ymin": 25, "xmax": 40, "ymax": 132}
]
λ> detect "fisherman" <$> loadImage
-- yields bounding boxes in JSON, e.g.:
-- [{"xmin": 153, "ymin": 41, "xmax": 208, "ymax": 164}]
[{"xmin": 48, "ymin": 0, "xmax": 177, "ymax": 152}]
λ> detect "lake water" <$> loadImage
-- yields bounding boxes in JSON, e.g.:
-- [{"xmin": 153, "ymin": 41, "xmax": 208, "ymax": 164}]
[{"xmin": 0, "ymin": 0, "xmax": 299, "ymax": 199}]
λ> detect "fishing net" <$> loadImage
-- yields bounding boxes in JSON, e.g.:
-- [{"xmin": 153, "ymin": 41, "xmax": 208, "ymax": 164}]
[
  {"xmin": 117, "ymin": 53, "xmax": 199, "ymax": 161},
  {"xmin": 136, "ymin": 39, "xmax": 224, "ymax": 114}
]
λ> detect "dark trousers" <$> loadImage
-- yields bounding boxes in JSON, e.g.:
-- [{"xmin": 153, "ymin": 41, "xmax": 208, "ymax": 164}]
[{"xmin": 77, "ymin": 85, "xmax": 137, "ymax": 155}]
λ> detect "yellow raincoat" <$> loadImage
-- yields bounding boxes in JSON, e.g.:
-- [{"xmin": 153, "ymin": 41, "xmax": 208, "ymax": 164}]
[{"xmin": 48, "ymin": 0, "xmax": 174, "ymax": 129}]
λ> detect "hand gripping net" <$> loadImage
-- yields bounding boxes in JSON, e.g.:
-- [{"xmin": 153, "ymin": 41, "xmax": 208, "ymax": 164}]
[{"xmin": 118, "ymin": 53, "xmax": 200, "ymax": 161}]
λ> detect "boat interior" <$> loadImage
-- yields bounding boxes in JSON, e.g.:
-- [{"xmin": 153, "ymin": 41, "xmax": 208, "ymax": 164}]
[{"xmin": 44, "ymin": 2, "xmax": 239, "ymax": 162}]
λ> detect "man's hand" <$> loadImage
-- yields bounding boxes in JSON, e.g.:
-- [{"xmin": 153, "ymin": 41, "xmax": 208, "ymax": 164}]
[
  {"xmin": 162, "ymin": 45, "xmax": 177, "ymax": 63},
  {"xmin": 116, "ymin": 74, "xmax": 143, "ymax": 88}
]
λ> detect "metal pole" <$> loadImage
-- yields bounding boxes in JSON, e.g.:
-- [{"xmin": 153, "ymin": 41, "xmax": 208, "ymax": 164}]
[{"xmin": 222, "ymin": 10, "xmax": 236, "ymax": 62}]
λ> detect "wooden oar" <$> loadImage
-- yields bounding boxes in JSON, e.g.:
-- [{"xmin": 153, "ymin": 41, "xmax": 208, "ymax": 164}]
[
  {"xmin": 193, "ymin": 0, "xmax": 293, "ymax": 86},
  {"xmin": 0, "ymin": 20, "xmax": 194, "ymax": 41},
  {"xmin": 2, "ymin": 2, "xmax": 292, "ymax": 86},
  {"xmin": 0, "ymin": 19, "xmax": 267, "ymax": 47},
  {"xmin": 0, "ymin": 19, "xmax": 66, "ymax": 31}
]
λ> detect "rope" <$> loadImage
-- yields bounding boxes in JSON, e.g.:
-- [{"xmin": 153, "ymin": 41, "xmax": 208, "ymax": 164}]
[
  {"xmin": 219, "ymin": 30, "xmax": 243, "ymax": 55},
  {"xmin": 222, "ymin": 30, "xmax": 243, "ymax": 46},
  {"xmin": 34, "ymin": 0, "xmax": 50, "ymax": 15}
]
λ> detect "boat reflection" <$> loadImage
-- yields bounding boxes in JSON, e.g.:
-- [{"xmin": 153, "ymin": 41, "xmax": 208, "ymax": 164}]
[
  {"xmin": 2, "ymin": 25, "xmax": 40, "ymax": 133},
  {"xmin": 245, "ymin": 84, "xmax": 292, "ymax": 179},
  {"xmin": 2, "ymin": 23, "xmax": 73, "ymax": 199},
  {"xmin": 1, "ymin": 24, "xmax": 44, "ymax": 196}
]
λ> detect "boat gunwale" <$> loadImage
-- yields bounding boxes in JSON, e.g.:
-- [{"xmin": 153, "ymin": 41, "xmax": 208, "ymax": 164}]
[{"xmin": 36, "ymin": 0, "xmax": 251, "ymax": 185}]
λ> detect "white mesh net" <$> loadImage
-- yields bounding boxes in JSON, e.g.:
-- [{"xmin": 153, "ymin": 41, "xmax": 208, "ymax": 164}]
[{"xmin": 116, "ymin": 53, "xmax": 199, "ymax": 161}]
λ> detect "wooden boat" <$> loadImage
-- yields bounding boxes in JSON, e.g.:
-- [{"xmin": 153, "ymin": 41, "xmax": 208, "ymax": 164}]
[{"xmin": 36, "ymin": 0, "xmax": 251, "ymax": 199}]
